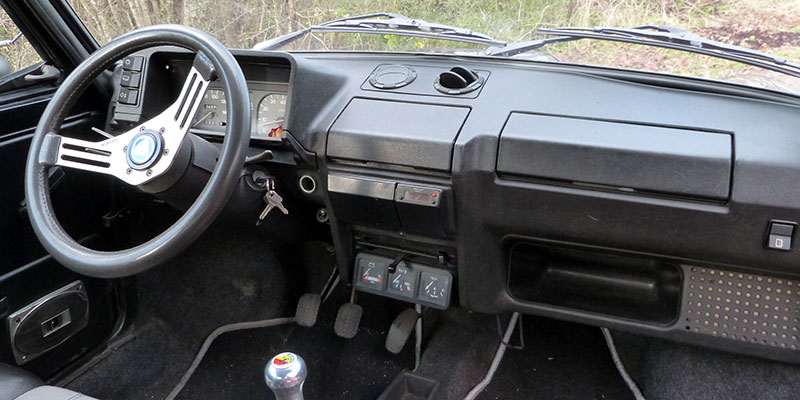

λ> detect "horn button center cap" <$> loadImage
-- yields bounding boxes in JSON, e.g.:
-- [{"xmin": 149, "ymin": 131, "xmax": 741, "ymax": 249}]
[{"xmin": 126, "ymin": 130, "xmax": 163, "ymax": 170}]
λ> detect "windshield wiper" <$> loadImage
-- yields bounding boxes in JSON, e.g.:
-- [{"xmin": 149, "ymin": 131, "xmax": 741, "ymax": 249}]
[
  {"xmin": 487, "ymin": 26, "xmax": 800, "ymax": 79},
  {"xmin": 253, "ymin": 12, "xmax": 506, "ymax": 51},
  {"xmin": 0, "ymin": 32, "xmax": 22, "ymax": 48}
]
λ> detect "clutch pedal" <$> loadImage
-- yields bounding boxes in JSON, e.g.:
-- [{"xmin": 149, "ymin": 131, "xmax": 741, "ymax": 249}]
[{"xmin": 295, "ymin": 293, "xmax": 321, "ymax": 327}]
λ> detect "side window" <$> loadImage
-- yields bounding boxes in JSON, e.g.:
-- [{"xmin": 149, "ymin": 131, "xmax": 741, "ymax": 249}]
[{"xmin": 0, "ymin": 7, "xmax": 42, "ymax": 81}]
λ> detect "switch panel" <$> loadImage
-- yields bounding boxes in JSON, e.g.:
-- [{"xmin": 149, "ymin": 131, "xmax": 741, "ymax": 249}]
[
  {"xmin": 354, "ymin": 253, "xmax": 453, "ymax": 309},
  {"xmin": 767, "ymin": 221, "xmax": 795, "ymax": 251}
]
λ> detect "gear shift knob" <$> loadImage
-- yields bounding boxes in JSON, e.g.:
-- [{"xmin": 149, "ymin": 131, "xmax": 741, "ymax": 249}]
[{"xmin": 265, "ymin": 352, "xmax": 307, "ymax": 400}]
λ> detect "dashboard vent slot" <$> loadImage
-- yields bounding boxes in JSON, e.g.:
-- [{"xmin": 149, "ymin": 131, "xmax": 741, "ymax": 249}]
[{"xmin": 435, "ymin": 66, "xmax": 484, "ymax": 94}]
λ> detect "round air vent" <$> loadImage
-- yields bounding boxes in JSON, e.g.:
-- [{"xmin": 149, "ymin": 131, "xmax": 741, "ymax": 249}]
[
  {"xmin": 368, "ymin": 64, "xmax": 417, "ymax": 89},
  {"xmin": 434, "ymin": 66, "xmax": 484, "ymax": 95}
]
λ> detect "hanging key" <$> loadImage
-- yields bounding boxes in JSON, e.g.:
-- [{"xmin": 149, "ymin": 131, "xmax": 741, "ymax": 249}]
[
  {"xmin": 256, "ymin": 176, "xmax": 278, "ymax": 225},
  {"xmin": 257, "ymin": 189, "xmax": 289, "ymax": 225}
]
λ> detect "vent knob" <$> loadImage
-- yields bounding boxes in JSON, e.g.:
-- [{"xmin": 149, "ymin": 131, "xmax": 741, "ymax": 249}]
[{"xmin": 435, "ymin": 66, "xmax": 484, "ymax": 94}]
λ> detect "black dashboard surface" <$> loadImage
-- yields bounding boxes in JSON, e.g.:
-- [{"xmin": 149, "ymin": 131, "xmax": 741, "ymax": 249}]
[{"xmin": 117, "ymin": 48, "xmax": 800, "ymax": 363}]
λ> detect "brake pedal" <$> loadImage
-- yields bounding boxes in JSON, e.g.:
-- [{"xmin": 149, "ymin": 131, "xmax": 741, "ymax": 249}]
[
  {"xmin": 385, "ymin": 308, "xmax": 420, "ymax": 354},
  {"xmin": 334, "ymin": 303, "xmax": 363, "ymax": 339},
  {"xmin": 295, "ymin": 293, "xmax": 321, "ymax": 327}
]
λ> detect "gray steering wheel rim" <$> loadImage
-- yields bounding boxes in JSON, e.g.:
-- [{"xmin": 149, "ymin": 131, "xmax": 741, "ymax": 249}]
[{"xmin": 24, "ymin": 25, "xmax": 250, "ymax": 279}]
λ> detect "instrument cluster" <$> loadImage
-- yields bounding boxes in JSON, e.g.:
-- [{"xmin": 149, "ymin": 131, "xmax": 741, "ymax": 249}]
[{"xmin": 191, "ymin": 82, "xmax": 288, "ymax": 141}]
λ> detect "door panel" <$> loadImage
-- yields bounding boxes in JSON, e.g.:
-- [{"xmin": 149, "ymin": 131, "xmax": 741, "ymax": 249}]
[
  {"xmin": 0, "ymin": 87, "xmax": 122, "ymax": 377},
  {"xmin": 0, "ymin": 99, "xmax": 110, "ymax": 271}
]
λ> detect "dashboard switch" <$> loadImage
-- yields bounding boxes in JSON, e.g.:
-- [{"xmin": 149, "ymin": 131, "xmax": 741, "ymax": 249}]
[
  {"xmin": 117, "ymin": 88, "xmax": 138, "ymax": 105},
  {"xmin": 767, "ymin": 222, "xmax": 794, "ymax": 251},
  {"xmin": 120, "ymin": 71, "xmax": 141, "ymax": 88},
  {"xmin": 122, "ymin": 56, "xmax": 143, "ymax": 72}
]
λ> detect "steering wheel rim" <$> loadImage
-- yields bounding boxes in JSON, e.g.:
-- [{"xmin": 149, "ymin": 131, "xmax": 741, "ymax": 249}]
[{"xmin": 25, "ymin": 25, "xmax": 250, "ymax": 279}]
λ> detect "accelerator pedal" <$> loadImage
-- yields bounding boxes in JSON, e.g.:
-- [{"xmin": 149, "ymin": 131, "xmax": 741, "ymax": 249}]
[
  {"xmin": 295, "ymin": 293, "xmax": 321, "ymax": 327},
  {"xmin": 386, "ymin": 308, "xmax": 420, "ymax": 354},
  {"xmin": 334, "ymin": 303, "xmax": 363, "ymax": 339}
]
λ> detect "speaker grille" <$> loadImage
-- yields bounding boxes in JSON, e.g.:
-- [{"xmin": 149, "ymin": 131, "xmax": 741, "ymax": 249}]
[{"xmin": 683, "ymin": 266, "xmax": 800, "ymax": 350}]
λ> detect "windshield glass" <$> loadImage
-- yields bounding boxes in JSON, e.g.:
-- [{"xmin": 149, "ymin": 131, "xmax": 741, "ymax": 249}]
[{"xmin": 68, "ymin": 0, "xmax": 800, "ymax": 95}]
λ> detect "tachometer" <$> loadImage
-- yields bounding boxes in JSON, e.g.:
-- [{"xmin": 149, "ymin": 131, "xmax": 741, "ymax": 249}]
[
  {"xmin": 256, "ymin": 93, "xmax": 287, "ymax": 137},
  {"xmin": 192, "ymin": 89, "xmax": 227, "ymax": 132}
]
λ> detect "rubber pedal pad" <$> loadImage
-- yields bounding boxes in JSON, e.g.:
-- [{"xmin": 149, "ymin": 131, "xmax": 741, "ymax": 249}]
[
  {"xmin": 334, "ymin": 303, "xmax": 363, "ymax": 339},
  {"xmin": 385, "ymin": 308, "xmax": 420, "ymax": 354},
  {"xmin": 295, "ymin": 293, "xmax": 321, "ymax": 327}
]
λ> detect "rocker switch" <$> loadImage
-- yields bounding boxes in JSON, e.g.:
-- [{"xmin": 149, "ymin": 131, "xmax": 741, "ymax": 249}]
[
  {"xmin": 120, "ymin": 71, "xmax": 141, "ymax": 88},
  {"xmin": 118, "ymin": 88, "xmax": 138, "ymax": 105},
  {"xmin": 122, "ymin": 56, "xmax": 143, "ymax": 72},
  {"xmin": 767, "ymin": 222, "xmax": 794, "ymax": 251}
]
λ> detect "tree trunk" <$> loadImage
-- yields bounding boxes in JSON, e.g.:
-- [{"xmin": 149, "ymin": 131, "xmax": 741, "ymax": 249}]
[
  {"xmin": 79, "ymin": 0, "xmax": 109, "ymax": 41},
  {"xmin": 145, "ymin": 0, "xmax": 161, "ymax": 25},
  {"xmin": 172, "ymin": 0, "xmax": 184, "ymax": 25},
  {"xmin": 117, "ymin": 0, "xmax": 140, "ymax": 28},
  {"xmin": 286, "ymin": 0, "xmax": 298, "ymax": 32},
  {"xmin": 101, "ymin": 0, "xmax": 127, "ymax": 34}
]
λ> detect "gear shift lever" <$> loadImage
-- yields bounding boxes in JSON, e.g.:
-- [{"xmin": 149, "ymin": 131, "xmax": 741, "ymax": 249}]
[{"xmin": 265, "ymin": 352, "xmax": 307, "ymax": 400}]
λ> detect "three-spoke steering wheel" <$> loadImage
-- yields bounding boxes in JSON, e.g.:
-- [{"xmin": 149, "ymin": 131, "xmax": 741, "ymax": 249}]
[{"xmin": 25, "ymin": 25, "xmax": 250, "ymax": 278}]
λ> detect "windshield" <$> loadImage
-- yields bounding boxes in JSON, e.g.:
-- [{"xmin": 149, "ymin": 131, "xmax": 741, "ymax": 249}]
[{"xmin": 68, "ymin": 0, "xmax": 800, "ymax": 95}]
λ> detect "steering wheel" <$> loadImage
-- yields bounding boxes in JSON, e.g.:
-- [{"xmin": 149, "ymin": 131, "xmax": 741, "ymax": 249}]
[{"xmin": 24, "ymin": 25, "xmax": 250, "ymax": 279}]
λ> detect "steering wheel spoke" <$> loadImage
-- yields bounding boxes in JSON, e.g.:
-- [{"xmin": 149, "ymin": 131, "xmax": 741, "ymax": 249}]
[
  {"xmin": 40, "ymin": 132, "xmax": 126, "ymax": 176},
  {"xmin": 168, "ymin": 59, "xmax": 215, "ymax": 132}
]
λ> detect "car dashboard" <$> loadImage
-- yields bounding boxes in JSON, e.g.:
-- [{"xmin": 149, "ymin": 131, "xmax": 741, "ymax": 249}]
[{"xmin": 106, "ymin": 46, "xmax": 800, "ymax": 364}]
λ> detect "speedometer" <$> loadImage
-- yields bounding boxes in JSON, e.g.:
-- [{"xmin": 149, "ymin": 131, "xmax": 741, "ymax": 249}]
[
  {"xmin": 256, "ymin": 93, "xmax": 287, "ymax": 137},
  {"xmin": 192, "ymin": 89, "xmax": 227, "ymax": 132}
]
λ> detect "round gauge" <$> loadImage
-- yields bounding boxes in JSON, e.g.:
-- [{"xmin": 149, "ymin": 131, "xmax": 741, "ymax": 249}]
[
  {"xmin": 388, "ymin": 265, "xmax": 417, "ymax": 298},
  {"xmin": 192, "ymin": 89, "xmax": 227, "ymax": 132},
  {"xmin": 256, "ymin": 93, "xmax": 287, "ymax": 137}
]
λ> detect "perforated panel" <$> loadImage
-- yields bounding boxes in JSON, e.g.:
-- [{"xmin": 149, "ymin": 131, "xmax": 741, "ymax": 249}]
[{"xmin": 683, "ymin": 266, "xmax": 800, "ymax": 351}]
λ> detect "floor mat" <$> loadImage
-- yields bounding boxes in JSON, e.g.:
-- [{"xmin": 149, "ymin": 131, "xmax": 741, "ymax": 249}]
[
  {"xmin": 64, "ymin": 318, "xmax": 196, "ymax": 400},
  {"xmin": 66, "ymin": 224, "xmax": 337, "ymax": 399},
  {"xmin": 475, "ymin": 316, "xmax": 634, "ymax": 400},
  {"xmin": 415, "ymin": 311, "xmax": 635, "ymax": 400},
  {"xmin": 612, "ymin": 331, "xmax": 800, "ymax": 400},
  {"xmin": 414, "ymin": 310, "xmax": 498, "ymax": 400},
  {"xmin": 174, "ymin": 310, "xmax": 414, "ymax": 399}
]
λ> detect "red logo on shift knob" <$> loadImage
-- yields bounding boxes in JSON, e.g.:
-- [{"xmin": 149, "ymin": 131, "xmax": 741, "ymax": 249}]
[{"xmin": 273, "ymin": 353, "xmax": 294, "ymax": 366}]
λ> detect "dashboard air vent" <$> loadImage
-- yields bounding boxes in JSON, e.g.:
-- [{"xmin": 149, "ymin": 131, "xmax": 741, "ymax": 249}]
[{"xmin": 434, "ymin": 66, "xmax": 484, "ymax": 95}]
